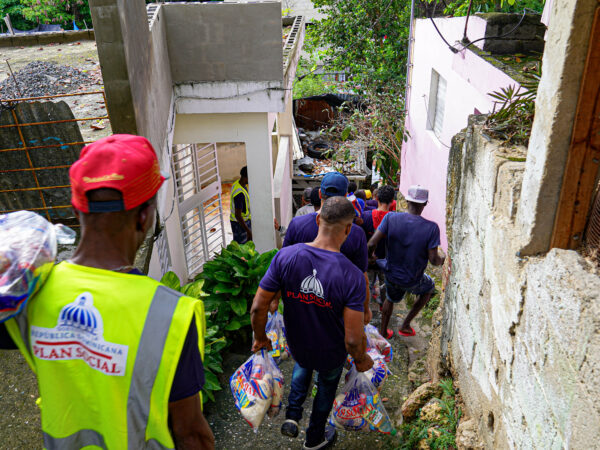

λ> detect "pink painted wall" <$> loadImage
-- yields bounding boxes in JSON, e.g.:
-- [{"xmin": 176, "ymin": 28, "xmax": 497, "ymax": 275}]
[{"xmin": 400, "ymin": 16, "xmax": 519, "ymax": 251}]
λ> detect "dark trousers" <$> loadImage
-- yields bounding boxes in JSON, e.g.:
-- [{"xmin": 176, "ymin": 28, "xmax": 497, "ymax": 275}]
[
  {"xmin": 230, "ymin": 220, "xmax": 251, "ymax": 244},
  {"xmin": 286, "ymin": 362, "xmax": 343, "ymax": 446}
]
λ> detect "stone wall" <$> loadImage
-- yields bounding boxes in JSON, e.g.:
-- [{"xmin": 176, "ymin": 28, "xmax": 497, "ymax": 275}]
[{"xmin": 438, "ymin": 117, "xmax": 600, "ymax": 448}]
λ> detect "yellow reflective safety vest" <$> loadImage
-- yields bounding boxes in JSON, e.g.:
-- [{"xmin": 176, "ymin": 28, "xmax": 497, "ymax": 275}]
[
  {"xmin": 6, "ymin": 262, "xmax": 206, "ymax": 450},
  {"xmin": 230, "ymin": 179, "xmax": 251, "ymax": 222}
]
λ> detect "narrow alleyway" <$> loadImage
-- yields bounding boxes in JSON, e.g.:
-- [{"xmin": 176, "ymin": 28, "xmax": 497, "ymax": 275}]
[{"xmin": 206, "ymin": 296, "xmax": 436, "ymax": 449}]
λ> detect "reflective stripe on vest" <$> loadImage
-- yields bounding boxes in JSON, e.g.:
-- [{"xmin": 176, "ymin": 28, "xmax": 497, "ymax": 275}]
[
  {"xmin": 24, "ymin": 285, "xmax": 181, "ymax": 449},
  {"xmin": 230, "ymin": 180, "xmax": 251, "ymax": 222}
]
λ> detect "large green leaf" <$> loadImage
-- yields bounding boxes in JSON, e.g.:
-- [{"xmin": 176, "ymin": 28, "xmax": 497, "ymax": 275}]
[
  {"xmin": 213, "ymin": 271, "xmax": 231, "ymax": 283},
  {"xmin": 160, "ymin": 271, "xmax": 181, "ymax": 290},
  {"xmin": 230, "ymin": 297, "xmax": 248, "ymax": 316},
  {"xmin": 181, "ymin": 279, "xmax": 205, "ymax": 299},
  {"xmin": 224, "ymin": 319, "xmax": 242, "ymax": 331},
  {"xmin": 214, "ymin": 283, "xmax": 242, "ymax": 296}
]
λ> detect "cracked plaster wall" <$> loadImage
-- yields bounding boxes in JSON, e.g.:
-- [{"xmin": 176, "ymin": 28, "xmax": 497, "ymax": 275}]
[{"xmin": 442, "ymin": 118, "xmax": 600, "ymax": 448}]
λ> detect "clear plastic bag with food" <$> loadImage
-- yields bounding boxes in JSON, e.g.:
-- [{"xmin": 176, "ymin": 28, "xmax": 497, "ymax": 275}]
[
  {"xmin": 266, "ymin": 311, "xmax": 290, "ymax": 363},
  {"xmin": 329, "ymin": 367, "xmax": 396, "ymax": 435},
  {"xmin": 230, "ymin": 349, "xmax": 285, "ymax": 431},
  {"xmin": 0, "ymin": 211, "xmax": 76, "ymax": 323},
  {"xmin": 365, "ymin": 324, "xmax": 393, "ymax": 363}
]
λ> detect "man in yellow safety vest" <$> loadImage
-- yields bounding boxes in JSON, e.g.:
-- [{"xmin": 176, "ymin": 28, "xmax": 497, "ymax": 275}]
[
  {"xmin": 230, "ymin": 166, "xmax": 252, "ymax": 243},
  {"xmin": 2, "ymin": 134, "xmax": 215, "ymax": 449}
]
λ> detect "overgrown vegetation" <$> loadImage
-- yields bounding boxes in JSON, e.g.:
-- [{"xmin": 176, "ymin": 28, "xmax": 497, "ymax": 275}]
[
  {"xmin": 441, "ymin": 0, "xmax": 545, "ymax": 16},
  {"xmin": 484, "ymin": 59, "xmax": 541, "ymax": 146},
  {"xmin": 293, "ymin": 59, "xmax": 336, "ymax": 99},
  {"xmin": 399, "ymin": 379, "xmax": 462, "ymax": 450},
  {"xmin": 305, "ymin": 0, "xmax": 411, "ymax": 185},
  {"xmin": 161, "ymin": 241, "xmax": 277, "ymax": 403}
]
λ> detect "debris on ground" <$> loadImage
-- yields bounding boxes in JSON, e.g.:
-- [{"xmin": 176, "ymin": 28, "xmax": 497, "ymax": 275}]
[{"xmin": 0, "ymin": 61, "xmax": 92, "ymax": 98}]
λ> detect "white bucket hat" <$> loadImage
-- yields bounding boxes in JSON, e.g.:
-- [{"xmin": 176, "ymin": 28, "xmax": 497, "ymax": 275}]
[{"xmin": 406, "ymin": 185, "xmax": 429, "ymax": 203}]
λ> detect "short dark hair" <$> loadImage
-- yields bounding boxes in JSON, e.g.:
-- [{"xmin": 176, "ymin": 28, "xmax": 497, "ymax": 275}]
[
  {"xmin": 303, "ymin": 187, "xmax": 312, "ymax": 202},
  {"xmin": 310, "ymin": 187, "xmax": 321, "ymax": 207},
  {"xmin": 348, "ymin": 181, "xmax": 358, "ymax": 193},
  {"xmin": 240, "ymin": 166, "xmax": 248, "ymax": 178},
  {"xmin": 319, "ymin": 196, "xmax": 356, "ymax": 225},
  {"xmin": 377, "ymin": 185, "xmax": 395, "ymax": 205},
  {"xmin": 354, "ymin": 189, "xmax": 367, "ymax": 201}
]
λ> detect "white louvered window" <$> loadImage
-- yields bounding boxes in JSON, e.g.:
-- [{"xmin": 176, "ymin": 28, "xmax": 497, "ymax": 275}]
[
  {"xmin": 427, "ymin": 69, "xmax": 447, "ymax": 136},
  {"xmin": 172, "ymin": 143, "xmax": 226, "ymax": 278}
]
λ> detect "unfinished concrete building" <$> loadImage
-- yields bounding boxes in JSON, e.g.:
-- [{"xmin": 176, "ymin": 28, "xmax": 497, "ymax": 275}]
[
  {"xmin": 428, "ymin": 0, "xmax": 600, "ymax": 446},
  {"xmin": 89, "ymin": 0, "xmax": 303, "ymax": 281}
]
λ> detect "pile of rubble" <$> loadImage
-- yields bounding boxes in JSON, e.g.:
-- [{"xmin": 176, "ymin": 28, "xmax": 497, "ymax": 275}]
[{"xmin": 0, "ymin": 61, "xmax": 92, "ymax": 99}]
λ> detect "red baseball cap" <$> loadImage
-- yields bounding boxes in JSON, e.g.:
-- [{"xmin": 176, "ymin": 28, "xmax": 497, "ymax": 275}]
[{"xmin": 70, "ymin": 134, "xmax": 166, "ymax": 213}]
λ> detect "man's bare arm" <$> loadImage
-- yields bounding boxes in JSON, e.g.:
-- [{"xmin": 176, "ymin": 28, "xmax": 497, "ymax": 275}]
[
  {"xmin": 344, "ymin": 307, "xmax": 374, "ymax": 372},
  {"xmin": 169, "ymin": 394, "xmax": 215, "ymax": 449},
  {"xmin": 367, "ymin": 229, "xmax": 385, "ymax": 256},
  {"xmin": 362, "ymin": 272, "xmax": 372, "ymax": 325},
  {"xmin": 250, "ymin": 287, "xmax": 277, "ymax": 352},
  {"xmin": 428, "ymin": 247, "xmax": 446, "ymax": 266}
]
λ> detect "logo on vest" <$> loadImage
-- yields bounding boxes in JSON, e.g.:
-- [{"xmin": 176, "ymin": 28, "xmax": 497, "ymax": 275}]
[{"xmin": 30, "ymin": 292, "xmax": 128, "ymax": 376}]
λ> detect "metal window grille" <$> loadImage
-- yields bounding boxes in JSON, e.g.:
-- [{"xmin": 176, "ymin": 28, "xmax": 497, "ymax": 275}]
[
  {"xmin": 426, "ymin": 69, "xmax": 447, "ymax": 136},
  {"xmin": 583, "ymin": 181, "xmax": 600, "ymax": 264},
  {"xmin": 156, "ymin": 229, "xmax": 171, "ymax": 277},
  {"xmin": 172, "ymin": 143, "xmax": 225, "ymax": 278}
]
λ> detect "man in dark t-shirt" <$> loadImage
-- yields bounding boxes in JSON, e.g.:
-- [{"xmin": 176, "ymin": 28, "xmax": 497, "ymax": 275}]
[
  {"xmin": 251, "ymin": 197, "xmax": 373, "ymax": 450},
  {"xmin": 368, "ymin": 185, "xmax": 446, "ymax": 339},
  {"xmin": 361, "ymin": 185, "xmax": 396, "ymax": 306},
  {"xmin": 283, "ymin": 171, "xmax": 372, "ymax": 325}
]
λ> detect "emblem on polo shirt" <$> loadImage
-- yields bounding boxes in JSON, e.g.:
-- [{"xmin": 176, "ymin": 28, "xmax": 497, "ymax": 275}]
[
  {"xmin": 30, "ymin": 292, "xmax": 128, "ymax": 376},
  {"xmin": 300, "ymin": 269, "xmax": 324, "ymax": 297}
]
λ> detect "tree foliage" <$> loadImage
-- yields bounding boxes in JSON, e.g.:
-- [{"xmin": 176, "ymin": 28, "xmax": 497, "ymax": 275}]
[{"xmin": 306, "ymin": 0, "xmax": 411, "ymax": 185}]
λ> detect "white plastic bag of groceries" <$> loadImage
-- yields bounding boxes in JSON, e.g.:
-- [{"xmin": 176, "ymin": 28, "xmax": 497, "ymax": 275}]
[
  {"xmin": 329, "ymin": 367, "xmax": 397, "ymax": 435},
  {"xmin": 0, "ymin": 211, "xmax": 76, "ymax": 323},
  {"xmin": 266, "ymin": 311, "xmax": 290, "ymax": 363},
  {"xmin": 230, "ymin": 349, "xmax": 284, "ymax": 432},
  {"xmin": 346, "ymin": 348, "xmax": 390, "ymax": 391}
]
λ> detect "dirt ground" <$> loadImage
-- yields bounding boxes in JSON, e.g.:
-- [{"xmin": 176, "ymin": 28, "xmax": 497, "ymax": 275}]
[{"xmin": 0, "ymin": 40, "xmax": 111, "ymax": 143}]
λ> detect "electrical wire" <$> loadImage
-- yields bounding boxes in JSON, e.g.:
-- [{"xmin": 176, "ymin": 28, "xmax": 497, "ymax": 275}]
[
  {"xmin": 458, "ymin": 9, "xmax": 529, "ymax": 51},
  {"xmin": 428, "ymin": 2, "xmax": 460, "ymax": 53}
]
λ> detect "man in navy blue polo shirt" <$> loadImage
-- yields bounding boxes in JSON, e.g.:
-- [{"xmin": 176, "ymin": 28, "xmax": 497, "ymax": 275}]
[
  {"xmin": 251, "ymin": 197, "xmax": 373, "ymax": 450},
  {"xmin": 283, "ymin": 172, "xmax": 371, "ymax": 324},
  {"xmin": 367, "ymin": 185, "xmax": 445, "ymax": 338}
]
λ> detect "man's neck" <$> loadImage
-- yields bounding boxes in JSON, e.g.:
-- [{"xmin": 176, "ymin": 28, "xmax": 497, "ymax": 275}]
[
  {"xmin": 308, "ymin": 230, "xmax": 345, "ymax": 253},
  {"xmin": 70, "ymin": 232, "xmax": 138, "ymax": 271},
  {"xmin": 407, "ymin": 206, "xmax": 422, "ymax": 216},
  {"xmin": 377, "ymin": 203, "xmax": 391, "ymax": 212}
]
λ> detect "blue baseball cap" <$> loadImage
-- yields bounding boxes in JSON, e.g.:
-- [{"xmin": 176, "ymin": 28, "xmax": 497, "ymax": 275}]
[{"xmin": 320, "ymin": 172, "xmax": 348, "ymax": 197}]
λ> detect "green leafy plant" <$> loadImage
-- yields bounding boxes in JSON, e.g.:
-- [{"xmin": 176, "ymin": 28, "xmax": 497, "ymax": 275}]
[
  {"xmin": 484, "ymin": 61, "xmax": 541, "ymax": 146},
  {"xmin": 160, "ymin": 241, "xmax": 277, "ymax": 403},
  {"xmin": 399, "ymin": 378, "xmax": 462, "ymax": 450}
]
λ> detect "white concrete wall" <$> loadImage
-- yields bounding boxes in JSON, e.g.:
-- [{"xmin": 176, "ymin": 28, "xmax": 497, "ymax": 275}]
[
  {"xmin": 216, "ymin": 143, "xmax": 246, "ymax": 182},
  {"xmin": 442, "ymin": 120, "xmax": 600, "ymax": 448},
  {"xmin": 173, "ymin": 113, "xmax": 277, "ymax": 253}
]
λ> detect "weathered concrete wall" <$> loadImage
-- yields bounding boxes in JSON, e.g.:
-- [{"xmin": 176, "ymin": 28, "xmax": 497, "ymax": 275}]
[
  {"xmin": 162, "ymin": 2, "xmax": 283, "ymax": 83},
  {"xmin": 0, "ymin": 102, "xmax": 83, "ymax": 219},
  {"xmin": 216, "ymin": 143, "xmax": 246, "ymax": 182},
  {"xmin": 89, "ymin": 0, "xmax": 173, "ymax": 156},
  {"xmin": 0, "ymin": 30, "xmax": 94, "ymax": 48},
  {"xmin": 517, "ymin": 0, "xmax": 598, "ymax": 255},
  {"xmin": 440, "ymin": 118, "xmax": 600, "ymax": 448}
]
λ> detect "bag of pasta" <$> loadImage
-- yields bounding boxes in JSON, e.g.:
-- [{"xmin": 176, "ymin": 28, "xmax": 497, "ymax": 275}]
[
  {"xmin": 0, "ymin": 211, "xmax": 75, "ymax": 323},
  {"xmin": 329, "ymin": 367, "xmax": 396, "ymax": 435},
  {"xmin": 365, "ymin": 324, "xmax": 393, "ymax": 363}
]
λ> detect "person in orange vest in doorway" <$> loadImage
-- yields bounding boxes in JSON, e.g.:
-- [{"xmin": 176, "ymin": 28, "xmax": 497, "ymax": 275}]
[
  {"xmin": 230, "ymin": 166, "xmax": 252, "ymax": 243},
  {"xmin": 367, "ymin": 185, "xmax": 445, "ymax": 339},
  {"xmin": 0, "ymin": 134, "xmax": 215, "ymax": 449}
]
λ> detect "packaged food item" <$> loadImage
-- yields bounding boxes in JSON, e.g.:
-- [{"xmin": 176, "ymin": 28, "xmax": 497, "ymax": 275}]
[
  {"xmin": 365, "ymin": 324, "xmax": 393, "ymax": 363},
  {"xmin": 230, "ymin": 349, "xmax": 285, "ymax": 431},
  {"xmin": 329, "ymin": 368, "xmax": 396, "ymax": 435},
  {"xmin": 0, "ymin": 211, "xmax": 76, "ymax": 323},
  {"xmin": 346, "ymin": 349, "xmax": 389, "ymax": 391},
  {"xmin": 266, "ymin": 311, "xmax": 290, "ymax": 363}
]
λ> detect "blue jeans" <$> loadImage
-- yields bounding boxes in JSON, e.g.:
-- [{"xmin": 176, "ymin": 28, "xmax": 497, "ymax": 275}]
[
  {"xmin": 286, "ymin": 362, "xmax": 343, "ymax": 446},
  {"xmin": 230, "ymin": 220, "xmax": 251, "ymax": 244}
]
